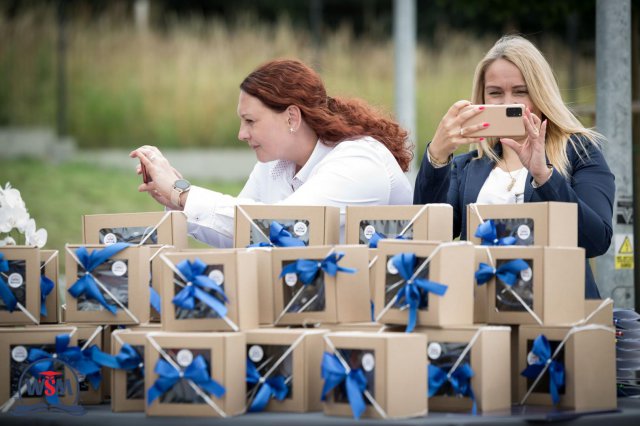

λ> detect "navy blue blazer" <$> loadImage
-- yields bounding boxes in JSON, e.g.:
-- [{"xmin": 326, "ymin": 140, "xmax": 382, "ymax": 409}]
[{"xmin": 413, "ymin": 138, "xmax": 615, "ymax": 299}]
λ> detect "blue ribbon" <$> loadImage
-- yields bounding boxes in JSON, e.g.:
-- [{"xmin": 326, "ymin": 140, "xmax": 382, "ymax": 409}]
[
  {"xmin": 475, "ymin": 259, "xmax": 530, "ymax": 286},
  {"xmin": 248, "ymin": 221, "xmax": 306, "ymax": 248},
  {"xmin": 245, "ymin": 359, "xmax": 289, "ymax": 412},
  {"xmin": 391, "ymin": 253, "xmax": 448, "ymax": 333},
  {"xmin": 150, "ymin": 286, "xmax": 162, "ymax": 314},
  {"xmin": 0, "ymin": 253, "xmax": 18, "ymax": 312},
  {"xmin": 147, "ymin": 354, "xmax": 225, "ymax": 406},
  {"xmin": 474, "ymin": 220, "xmax": 517, "ymax": 246},
  {"xmin": 321, "ymin": 352, "xmax": 368, "ymax": 420},
  {"xmin": 40, "ymin": 275, "xmax": 55, "ymax": 317},
  {"xmin": 368, "ymin": 232, "xmax": 407, "ymax": 249},
  {"xmin": 520, "ymin": 334, "xmax": 565, "ymax": 404},
  {"xmin": 279, "ymin": 252, "xmax": 356, "ymax": 285},
  {"xmin": 172, "ymin": 258, "xmax": 229, "ymax": 318},
  {"xmin": 86, "ymin": 343, "xmax": 143, "ymax": 373},
  {"xmin": 428, "ymin": 363, "xmax": 477, "ymax": 414},
  {"xmin": 67, "ymin": 243, "xmax": 131, "ymax": 315},
  {"xmin": 28, "ymin": 334, "xmax": 103, "ymax": 390}
]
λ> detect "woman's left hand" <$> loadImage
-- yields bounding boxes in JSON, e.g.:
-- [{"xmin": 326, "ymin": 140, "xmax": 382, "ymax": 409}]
[
  {"xmin": 129, "ymin": 145, "xmax": 183, "ymax": 209},
  {"xmin": 499, "ymin": 107, "xmax": 551, "ymax": 185}
]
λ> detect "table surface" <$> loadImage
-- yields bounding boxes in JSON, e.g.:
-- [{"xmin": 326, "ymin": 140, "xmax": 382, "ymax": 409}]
[{"xmin": 1, "ymin": 398, "xmax": 640, "ymax": 425}]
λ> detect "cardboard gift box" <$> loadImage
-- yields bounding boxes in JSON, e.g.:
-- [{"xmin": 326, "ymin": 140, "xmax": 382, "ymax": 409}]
[
  {"xmin": 344, "ymin": 204, "xmax": 453, "ymax": 246},
  {"xmin": 74, "ymin": 324, "xmax": 106, "ymax": 405},
  {"xmin": 467, "ymin": 202, "xmax": 577, "ymax": 247},
  {"xmin": 64, "ymin": 244, "xmax": 151, "ymax": 325},
  {"xmin": 477, "ymin": 246, "xmax": 585, "ymax": 325},
  {"xmin": 148, "ymin": 245, "xmax": 177, "ymax": 323},
  {"xmin": 82, "ymin": 211, "xmax": 188, "ymax": 248},
  {"xmin": 246, "ymin": 247, "xmax": 274, "ymax": 325},
  {"xmin": 144, "ymin": 331, "xmax": 246, "ymax": 417},
  {"xmin": 270, "ymin": 245, "xmax": 370, "ymax": 326},
  {"xmin": 583, "ymin": 298, "xmax": 613, "ymax": 326},
  {"xmin": 328, "ymin": 322, "xmax": 390, "ymax": 332},
  {"xmin": 234, "ymin": 205, "xmax": 340, "ymax": 248},
  {"xmin": 322, "ymin": 331, "xmax": 427, "ymax": 419},
  {"xmin": 109, "ymin": 329, "xmax": 149, "ymax": 412},
  {"xmin": 414, "ymin": 325, "xmax": 511, "ymax": 412},
  {"xmin": 0, "ymin": 246, "xmax": 40, "ymax": 326},
  {"xmin": 245, "ymin": 328, "xmax": 327, "ymax": 413},
  {"xmin": 517, "ymin": 324, "xmax": 616, "ymax": 410},
  {"xmin": 159, "ymin": 249, "xmax": 258, "ymax": 332},
  {"xmin": 39, "ymin": 250, "xmax": 59, "ymax": 324},
  {"xmin": 373, "ymin": 240, "xmax": 475, "ymax": 330}
]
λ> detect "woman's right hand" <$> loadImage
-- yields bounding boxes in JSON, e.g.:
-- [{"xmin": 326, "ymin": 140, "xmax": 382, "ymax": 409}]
[{"xmin": 428, "ymin": 100, "xmax": 488, "ymax": 163}]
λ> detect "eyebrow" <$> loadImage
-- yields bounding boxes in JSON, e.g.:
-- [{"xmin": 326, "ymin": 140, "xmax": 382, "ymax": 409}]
[{"xmin": 484, "ymin": 85, "xmax": 528, "ymax": 91}]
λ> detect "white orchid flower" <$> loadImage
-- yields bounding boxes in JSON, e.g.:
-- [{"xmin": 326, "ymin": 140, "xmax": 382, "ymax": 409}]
[
  {"xmin": 0, "ymin": 236, "xmax": 16, "ymax": 246},
  {"xmin": 24, "ymin": 218, "xmax": 48, "ymax": 248}
]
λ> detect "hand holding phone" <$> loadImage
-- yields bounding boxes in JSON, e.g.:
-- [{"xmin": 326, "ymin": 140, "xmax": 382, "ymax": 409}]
[
  {"xmin": 462, "ymin": 104, "xmax": 526, "ymax": 138},
  {"xmin": 140, "ymin": 160, "xmax": 152, "ymax": 184}
]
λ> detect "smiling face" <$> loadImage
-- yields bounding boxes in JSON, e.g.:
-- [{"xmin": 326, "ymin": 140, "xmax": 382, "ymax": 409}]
[
  {"xmin": 236, "ymin": 90, "xmax": 292, "ymax": 163},
  {"xmin": 483, "ymin": 58, "xmax": 540, "ymax": 117}
]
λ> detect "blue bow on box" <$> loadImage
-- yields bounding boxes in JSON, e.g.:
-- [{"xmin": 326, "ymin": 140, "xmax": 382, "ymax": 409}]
[
  {"xmin": 520, "ymin": 334, "xmax": 565, "ymax": 404},
  {"xmin": 172, "ymin": 258, "xmax": 229, "ymax": 319},
  {"xmin": 67, "ymin": 243, "xmax": 131, "ymax": 315},
  {"xmin": 428, "ymin": 363, "xmax": 477, "ymax": 414},
  {"xmin": 474, "ymin": 220, "xmax": 517, "ymax": 246},
  {"xmin": 368, "ymin": 231, "xmax": 407, "ymax": 249},
  {"xmin": 86, "ymin": 343, "xmax": 143, "ymax": 373},
  {"xmin": 248, "ymin": 221, "xmax": 306, "ymax": 248},
  {"xmin": 475, "ymin": 259, "xmax": 529, "ymax": 286},
  {"xmin": 389, "ymin": 253, "xmax": 448, "ymax": 333},
  {"xmin": 40, "ymin": 274, "xmax": 55, "ymax": 317},
  {"xmin": 147, "ymin": 354, "xmax": 225, "ymax": 406},
  {"xmin": 321, "ymin": 352, "xmax": 368, "ymax": 420},
  {"xmin": 245, "ymin": 358, "xmax": 289, "ymax": 412},
  {"xmin": 0, "ymin": 253, "xmax": 18, "ymax": 312},
  {"xmin": 279, "ymin": 252, "xmax": 356, "ymax": 285}
]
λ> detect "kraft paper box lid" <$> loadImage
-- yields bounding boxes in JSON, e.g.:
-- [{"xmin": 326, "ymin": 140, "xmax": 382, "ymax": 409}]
[
  {"xmin": 414, "ymin": 325, "xmax": 511, "ymax": 412},
  {"xmin": 144, "ymin": 331, "xmax": 246, "ymax": 417},
  {"xmin": 82, "ymin": 211, "xmax": 188, "ymax": 249},
  {"xmin": 345, "ymin": 204, "xmax": 453, "ymax": 245},
  {"xmin": 64, "ymin": 244, "xmax": 151, "ymax": 325},
  {"xmin": 480, "ymin": 246, "xmax": 584, "ymax": 325},
  {"xmin": 234, "ymin": 205, "xmax": 340, "ymax": 248},
  {"xmin": 270, "ymin": 245, "xmax": 370, "ymax": 326},
  {"xmin": 517, "ymin": 324, "xmax": 616, "ymax": 411},
  {"xmin": 159, "ymin": 249, "xmax": 258, "ymax": 332},
  {"xmin": 245, "ymin": 328, "xmax": 328, "ymax": 413},
  {"xmin": 466, "ymin": 202, "xmax": 577, "ymax": 247},
  {"xmin": 0, "ymin": 245, "xmax": 41, "ymax": 326},
  {"xmin": 373, "ymin": 240, "xmax": 475, "ymax": 329},
  {"xmin": 39, "ymin": 250, "xmax": 59, "ymax": 324},
  {"xmin": 322, "ymin": 331, "xmax": 427, "ymax": 419}
]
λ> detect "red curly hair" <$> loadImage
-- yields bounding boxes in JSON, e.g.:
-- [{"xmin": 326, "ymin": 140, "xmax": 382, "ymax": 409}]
[{"xmin": 240, "ymin": 59, "xmax": 413, "ymax": 172}]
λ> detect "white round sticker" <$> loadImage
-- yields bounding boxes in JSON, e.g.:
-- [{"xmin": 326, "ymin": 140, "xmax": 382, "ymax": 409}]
[
  {"xmin": 428, "ymin": 342, "xmax": 442, "ymax": 360},
  {"xmin": 284, "ymin": 272, "xmax": 298, "ymax": 287},
  {"xmin": 208, "ymin": 270, "xmax": 225, "ymax": 285},
  {"xmin": 363, "ymin": 225, "xmax": 376, "ymax": 240},
  {"xmin": 11, "ymin": 345, "xmax": 28, "ymax": 363},
  {"xmin": 517, "ymin": 225, "xmax": 531, "ymax": 240},
  {"xmin": 386, "ymin": 258, "xmax": 398, "ymax": 275},
  {"xmin": 177, "ymin": 349, "xmax": 193, "ymax": 367},
  {"xmin": 361, "ymin": 353, "xmax": 375, "ymax": 372},
  {"xmin": 527, "ymin": 351, "xmax": 540, "ymax": 366},
  {"xmin": 111, "ymin": 261, "xmax": 127, "ymax": 277},
  {"xmin": 248, "ymin": 345, "xmax": 264, "ymax": 363},
  {"xmin": 7, "ymin": 273, "xmax": 23, "ymax": 288},
  {"xmin": 520, "ymin": 267, "xmax": 533, "ymax": 282},
  {"xmin": 293, "ymin": 222, "xmax": 308, "ymax": 236},
  {"xmin": 103, "ymin": 233, "xmax": 118, "ymax": 245}
]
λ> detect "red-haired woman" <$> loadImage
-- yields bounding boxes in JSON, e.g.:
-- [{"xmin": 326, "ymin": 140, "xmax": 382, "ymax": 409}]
[{"xmin": 131, "ymin": 59, "xmax": 413, "ymax": 247}]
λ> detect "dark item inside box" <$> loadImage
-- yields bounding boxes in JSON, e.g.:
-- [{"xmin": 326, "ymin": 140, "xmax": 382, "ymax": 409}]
[
  {"xmin": 385, "ymin": 255, "xmax": 430, "ymax": 311},
  {"xmin": 99, "ymin": 226, "xmax": 158, "ymax": 245},
  {"xmin": 495, "ymin": 258, "xmax": 534, "ymax": 312},
  {"xmin": 525, "ymin": 338, "xmax": 566, "ymax": 396},
  {"xmin": 489, "ymin": 218, "xmax": 535, "ymax": 245},
  {"xmin": 249, "ymin": 219, "xmax": 310, "ymax": 246},
  {"xmin": 428, "ymin": 342, "xmax": 470, "ymax": 397},
  {"xmin": 0, "ymin": 260, "xmax": 27, "ymax": 311},
  {"xmin": 125, "ymin": 344, "xmax": 145, "ymax": 400},
  {"xmin": 331, "ymin": 348, "xmax": 375, "ymax": 405},
  {"xmin": 281, "ymin": 259, "xmax": 326, "ymax": 313},
  {"xmin": 358, "ymin": 219, "xmax": 414, "ymax": 245},
  {"xmin": 173, "ymin": 264, "xmax": 226, "ymax": 320},
  {"xmin": 246, "ymin": 344, "xmax": 293, "ymax": 401},
  {"xmin": 158, "ymin": 348, "xmax": 212, "ymax": 404},
  {"xmin": 76, "ymin": 259, "xmax": 129, "ymax": 312},
  {"xmin": 10, "ymin": 343, "xmax": 66, "ymax": 398}
]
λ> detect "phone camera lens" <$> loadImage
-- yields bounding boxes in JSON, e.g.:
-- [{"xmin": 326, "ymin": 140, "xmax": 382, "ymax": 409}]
[{"xmin": 506, "ymin": 107, "xmax": 522, "ymax": 117}]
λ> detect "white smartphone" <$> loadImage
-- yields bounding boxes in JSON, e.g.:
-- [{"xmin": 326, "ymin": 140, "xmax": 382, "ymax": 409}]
[{"xmin": 462, "ymin": 104, "xmax": 526, "ymax": 138}]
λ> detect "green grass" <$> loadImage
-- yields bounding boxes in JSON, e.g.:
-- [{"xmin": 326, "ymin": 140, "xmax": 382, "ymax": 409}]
[{"xmin": 0, "ymin": 159, "xmax": 244, "ymax": 260}]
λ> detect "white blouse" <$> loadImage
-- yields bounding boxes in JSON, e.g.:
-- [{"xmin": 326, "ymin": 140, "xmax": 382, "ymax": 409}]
[{"xmin": 476, "ymin": 166, "xmax": 527, "ymax": 205}]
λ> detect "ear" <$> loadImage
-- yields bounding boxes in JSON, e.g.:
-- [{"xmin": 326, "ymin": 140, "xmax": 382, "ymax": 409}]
[{"xmin": 285, "ymin": 105, "xmax": 302, "ymax": 131}]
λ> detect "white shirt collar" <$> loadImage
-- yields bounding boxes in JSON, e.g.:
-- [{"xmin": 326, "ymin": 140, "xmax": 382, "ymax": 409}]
[{"xmin": 269, "ymin": 139, "xmax": 332, "ymax": 185}]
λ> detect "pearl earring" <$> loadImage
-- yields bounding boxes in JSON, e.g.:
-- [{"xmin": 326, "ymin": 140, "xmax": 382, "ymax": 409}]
[{"xmin": 289, "ymin": 128, "xmax": 294, "ymax": 133}]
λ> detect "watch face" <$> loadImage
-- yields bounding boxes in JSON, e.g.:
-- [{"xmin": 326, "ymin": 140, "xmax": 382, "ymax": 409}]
[{"xmin": 174, "ymin": 179, "xmax": 190, "ymax": 190}]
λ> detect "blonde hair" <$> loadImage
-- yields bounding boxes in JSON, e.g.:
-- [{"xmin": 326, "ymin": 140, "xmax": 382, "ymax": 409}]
[{"xmin": 471, "ymin": 35, "xmax": 603, "ymax": 177}]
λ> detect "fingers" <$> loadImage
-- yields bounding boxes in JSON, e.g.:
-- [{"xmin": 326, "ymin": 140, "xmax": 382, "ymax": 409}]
[
  {"xmin": 499, "ymin": 138, "xmax": 520, "ymax": 153},
  {"xmin": 446, "ymin": 100, "xmax": 472, "ymax": 117}
]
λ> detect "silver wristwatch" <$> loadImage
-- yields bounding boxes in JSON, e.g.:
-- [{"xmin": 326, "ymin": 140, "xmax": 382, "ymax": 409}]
[{"xmin": 171, "ymin": 179, "xmax": 191, "ymax": 207}]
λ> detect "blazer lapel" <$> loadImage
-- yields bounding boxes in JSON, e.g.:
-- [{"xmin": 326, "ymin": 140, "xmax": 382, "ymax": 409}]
[{"xmin": 523, "ymin": 171, "xmax": 534, "ymax": 201}]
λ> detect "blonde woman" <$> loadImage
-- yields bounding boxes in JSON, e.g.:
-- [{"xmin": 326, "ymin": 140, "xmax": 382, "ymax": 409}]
[{"xmin": 414, "ymin": 35, "xmax": 614, "ymax": 298}]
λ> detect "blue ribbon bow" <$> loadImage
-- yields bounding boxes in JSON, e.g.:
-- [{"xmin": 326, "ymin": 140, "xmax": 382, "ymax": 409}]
[
  {"xmin": 86, "ymin": 343, "xmax": 143, "ymax": 373},
  {"xmin": 475, "ymin": 259, "xmax": 530, "ymax": 286},
  {"xmin": 67, "ymin": 243, "xmax": 131, "ymax": 315},
  {"xmin": 150, "ymin": 286, "xmax": 162, "ymax": 314},
  {"xmin": 321, "ymin": 352, "xmax": 368, "ymax": 420},
  {"xmin": 368, "ymin": 231, "xmax": 407, "ymax": 249},
  {"xmin": 245, "ymin": 359, "xmax": 289, "ymax": 412},
  {"xmin": 474, "ymin": 220, "xmax": 517, "ymax": 246},
  {"xmin": 172, "ymin": 258, "xmax": 229, "ymax": 318},
  {"xmin": 279, "ymin": 252, "xmax": 356, "ymax": 285},
  {"xmin": 391, "ymin": 253, "xmax": 448, "ymax": 333},
  {"xmin": 520, "ymin": 334, "xmax": 565, "ymax": 404},
  {"xmin": 40, "ymin": 274, "xmax": 55, "ymax": 317},
  {"xmin": 147, "ymin": 355, "xmax": 225, "ymax": 406},
  {"xmin": 28, "ymin": 334, "xmax": 103, "ymax": 390},
  {"xmin": 428, "ymin": 363, "xmax": 477, "ymax": 414},
  {"xmin": 0, "ymin": 253, "xmax": 18, "ymax": 312},
  {"xmin": 248, "ymin": 221, "xmax": 306, "ymax": 248}
]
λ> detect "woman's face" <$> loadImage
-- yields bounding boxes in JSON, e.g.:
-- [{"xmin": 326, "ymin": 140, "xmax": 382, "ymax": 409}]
[
  {"xmin": 483, "ymin": 58, "xmax": 540, "ymax": 117},
  {"xmin": 237, "ymin": 91, "xmax": 291, "ymax": 163}
]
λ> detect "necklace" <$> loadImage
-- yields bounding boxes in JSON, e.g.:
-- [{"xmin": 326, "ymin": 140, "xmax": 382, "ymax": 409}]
[{"xmin": 503, "ymin": 160, "xmax": 524, "ymax": 191}]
